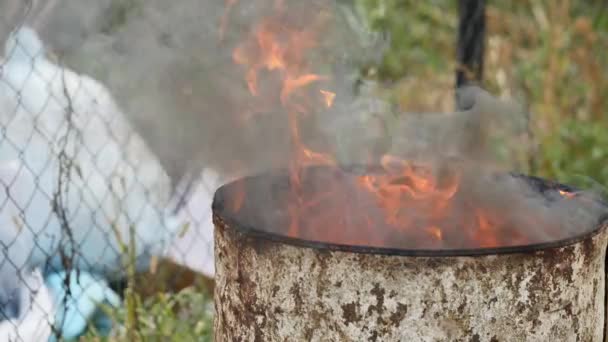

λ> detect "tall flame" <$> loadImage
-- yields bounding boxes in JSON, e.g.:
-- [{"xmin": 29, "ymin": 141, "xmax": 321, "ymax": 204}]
[
  {"xmin": 221, "ymin": 0, "xmax": 579, "ymax": 249},
  {"xmin": 229, "ymin": 2, "xmax": 339, "ymax": 235},
  {"xmin": 232, "ymin": 14, "xmax": 335, "ymax": 167}
]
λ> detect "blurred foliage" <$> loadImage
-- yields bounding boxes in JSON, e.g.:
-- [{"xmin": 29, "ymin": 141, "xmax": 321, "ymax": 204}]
[
  {"xmin": 356, "ymin": 0, "xmax": 458, "ymax": 79},
  {"xmin": 81, "ymin": 286, "xmax": 213, "ymax": 342},
  {"xmin": 538, "ymin": 119, "xmax": 608, "ymax": 190},
  {"xmin": 357, "ymin": 0, "xmax": 608, "ymax": 187},
  {"xmin": 79, "ymin": 257, "xmax": 214, "ymax": 341}
]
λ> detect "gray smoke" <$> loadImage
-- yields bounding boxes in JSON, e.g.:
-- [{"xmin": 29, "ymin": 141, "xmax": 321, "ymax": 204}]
[
  {"xmin": 2, "ymin": 0, "xmax": 389, "ymax": 182},
  {"xmin": 2, "ymin": 0, "xmax": 605, "ymax": 248}
]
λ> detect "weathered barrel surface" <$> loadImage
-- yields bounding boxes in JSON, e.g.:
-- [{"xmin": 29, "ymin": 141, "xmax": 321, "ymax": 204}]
[{"xmin": 213, "ymin": 213, "xmax": 608, "ymax": 342}]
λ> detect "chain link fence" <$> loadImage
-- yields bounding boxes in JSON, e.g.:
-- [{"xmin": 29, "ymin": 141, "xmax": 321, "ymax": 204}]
[{"xmin": 0, "ymin": 3, "xmax": 223, "ymax": 340}]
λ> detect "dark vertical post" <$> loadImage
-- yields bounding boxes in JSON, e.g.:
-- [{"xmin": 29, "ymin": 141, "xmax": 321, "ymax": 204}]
[{"xmin": 456, "ymin": 0, "xmax": 486, "ymax": 88}]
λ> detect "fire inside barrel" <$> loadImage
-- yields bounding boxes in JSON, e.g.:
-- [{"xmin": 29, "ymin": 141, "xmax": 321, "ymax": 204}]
[
  {"xmin": 220, "ymin": 0, "xmax": 608, "ymax": 252},
  {"xmin": 218, "ymin": 163, "xmax": 606, "ymax": 252}
]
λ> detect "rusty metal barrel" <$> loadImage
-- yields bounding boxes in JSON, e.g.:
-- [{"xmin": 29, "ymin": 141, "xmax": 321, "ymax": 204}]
[{"xmin": 212, "ymin": 170, "xmax": 608, "ymax": 342}]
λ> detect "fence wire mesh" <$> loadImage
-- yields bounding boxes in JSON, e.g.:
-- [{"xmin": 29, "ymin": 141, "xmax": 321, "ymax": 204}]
[{"xmin": 0, "ymin": 3, "xmax": 220, "ymax": 341}]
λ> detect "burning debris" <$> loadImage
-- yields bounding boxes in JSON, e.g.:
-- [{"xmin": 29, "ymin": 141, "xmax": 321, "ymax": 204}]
[{"xmin": 217, "ymin": 164, "xmax": 607, "ymax": 250}]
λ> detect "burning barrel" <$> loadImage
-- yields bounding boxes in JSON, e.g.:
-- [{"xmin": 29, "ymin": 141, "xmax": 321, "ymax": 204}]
[{"xmin": 212, "ymin": 163, "xmax": 608, "ymax": 341}]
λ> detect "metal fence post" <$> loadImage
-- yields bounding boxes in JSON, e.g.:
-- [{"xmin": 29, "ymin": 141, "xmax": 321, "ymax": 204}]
[{"xmin": 456, "ymin": 0, "xmax": 486, "ymax": 89}]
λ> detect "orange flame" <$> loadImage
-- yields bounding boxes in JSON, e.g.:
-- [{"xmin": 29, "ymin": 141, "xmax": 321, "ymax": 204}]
[
  {"xmin": 231, "ymin": 4, "xmax": 335, "ymax": 170},
  {"xmin": 559, "ymin": 189, "xmax": 576, "ymax": 199},
  {"xmin": 224, "ymin": 0, "xmax": 539, "ymax": 250},
  {"xmin": 320, "ymin": 89, "xmax": 336, "ymax": 107},
  {"xmin": 358, "ymin": 156, "xmax": 461, "ymax": 228},
  {"xmin": 474, "ymin": 210, "xmax": 500, "ymax": 248},
  {"xmin": 427, "ymin": 226, "xmax": 443, "ymax": 241}
]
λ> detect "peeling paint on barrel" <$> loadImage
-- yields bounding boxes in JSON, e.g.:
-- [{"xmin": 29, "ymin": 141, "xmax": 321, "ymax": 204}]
[{"xmin": 213, "ymin": 215, "xmax": 608, "ymax": 342}]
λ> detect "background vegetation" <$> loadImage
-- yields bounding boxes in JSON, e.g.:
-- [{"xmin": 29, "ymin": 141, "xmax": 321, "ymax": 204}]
[{"xmin": 358, "ymin": 0, "xmax": 608, "ymax": 189}]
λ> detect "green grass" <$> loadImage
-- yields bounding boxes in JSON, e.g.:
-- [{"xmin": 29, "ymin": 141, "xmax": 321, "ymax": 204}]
[
  {"xmin": 77, "ymin": 258, "xmax": 214, "ymax": 342},
  {"xmin": 357, "ymin": 0, "xmax": 608, "ymax": 187},
  {"xmin": 81, "ymin": 287, "xmax": 213, "ymax": 342}
]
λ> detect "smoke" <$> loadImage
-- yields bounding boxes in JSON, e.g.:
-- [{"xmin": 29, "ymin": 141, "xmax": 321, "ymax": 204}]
[
  {"xmin": 386, "ymin": 85, "xmax": 531, "ymax": 166},
  {"xmin": 223, "ymin": 160, "xmax": 607, "ymax": 250},
  {"xmin": 2, "ymin": 0, "xmax": 606, "ymax": 248},
  {"xmin": 3, "ymin": 0, "xmax": 392, "ymax": 180}
]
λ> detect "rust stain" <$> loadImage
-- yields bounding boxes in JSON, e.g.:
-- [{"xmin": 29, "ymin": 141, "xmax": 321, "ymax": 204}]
[
  {"xmin": 389, "ymin": 303, "xmax": 408, "ymax": 327},
  {"xmin": 341, "ymin": 302, "xmax": 362, "ymax": 324},
  {"xmin": 367, "ymin": 283, "xmax": 385, "ymax": 316},
  {"xmin": 289, "ymin": 282, "xmax": 304, "ymax": 313}
]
